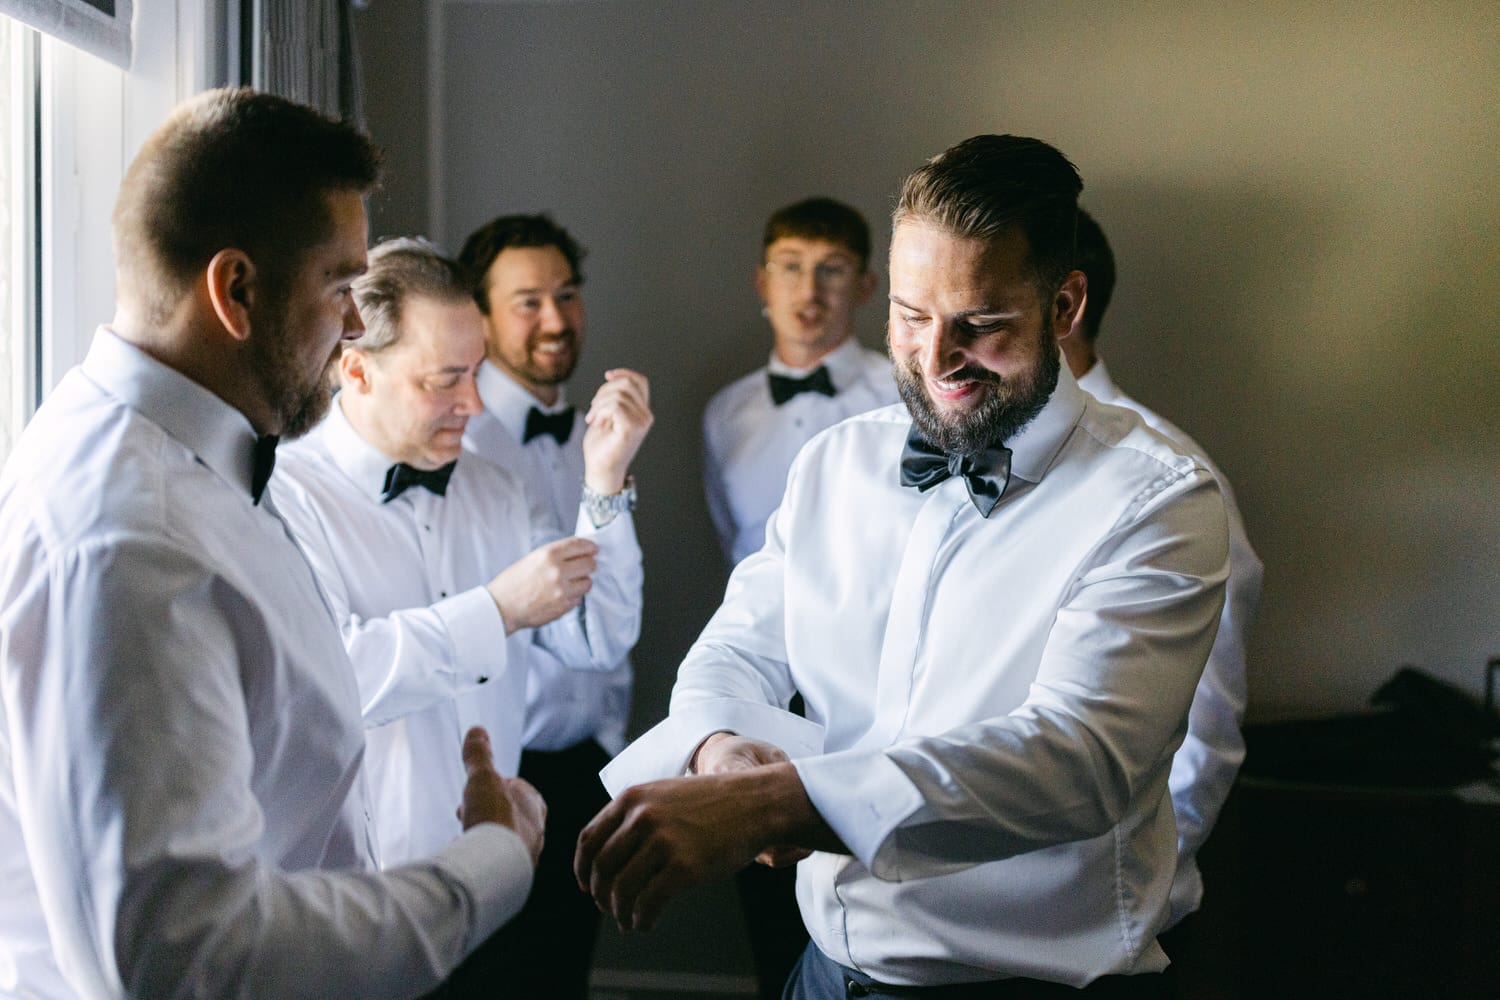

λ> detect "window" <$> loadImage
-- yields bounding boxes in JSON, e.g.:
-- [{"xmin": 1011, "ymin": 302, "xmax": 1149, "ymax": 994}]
[{"xmin": 1, "ymin": 16, "xmax": 38, "ymax": 464}]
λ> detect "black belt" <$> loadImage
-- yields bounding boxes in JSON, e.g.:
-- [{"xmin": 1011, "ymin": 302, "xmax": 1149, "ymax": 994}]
[{"xmin": 839, "ymin": 964, "xmax": 1164, "ymax": 999}]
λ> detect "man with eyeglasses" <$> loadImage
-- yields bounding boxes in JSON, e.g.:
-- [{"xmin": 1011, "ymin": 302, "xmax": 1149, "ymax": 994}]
[{"xmin": 703, "ymin": 197, "xmax": 897, "ymax": 569}]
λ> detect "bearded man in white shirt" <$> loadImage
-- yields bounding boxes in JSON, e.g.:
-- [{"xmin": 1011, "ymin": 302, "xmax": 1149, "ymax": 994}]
[
  {"xmin": 703, "ymin": 197, "xmax": 898, "ymax": 567},
  {"xmin": 576, "ymin": 135, "xmax": 1230, "ymax": 998},
  {"xmin": 0, "ymin": 88, "xmax": 544, "ymax": 1000},
  {"xmin": 271, "ymin": 236, "xmax": 647, "ymax": 998},
  {"xmin": 1061, "ymin": 209, "xmax": 1263, "ymax": 984}
]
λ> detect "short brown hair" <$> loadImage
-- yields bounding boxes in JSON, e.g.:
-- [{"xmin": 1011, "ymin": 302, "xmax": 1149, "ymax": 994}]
[
  {"xmin": 350, "ymin": 237, "xmax": 473, "ymax": 354},
  {"xmin": 113, "ymin": 88, "xmax": 382, "ymax": 324},
  {"xmin": 457, "ymin": 213, "xmax": 587, "ymax": 315},
  {"xmin": 762, "ymin": 197, "xmax": 871, "ymax": 270},
  {"xmin": 895, "ymin": 134, "xmax": 1082, "ymax": 298}
]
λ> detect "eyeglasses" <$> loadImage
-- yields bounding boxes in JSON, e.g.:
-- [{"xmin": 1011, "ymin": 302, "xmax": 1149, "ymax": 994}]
[{"xmin": 764, "ymin": 259, "xmax": 860, "ymax": 289}]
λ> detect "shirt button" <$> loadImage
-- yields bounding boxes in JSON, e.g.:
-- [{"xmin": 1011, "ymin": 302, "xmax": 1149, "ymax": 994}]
[
  {"xmin": 477, "ymin": 676, "xmax": 489, "ymax": 684},
  {"xmin": 844, "ymin": 979, "xmax": 869, "ymax": 998},
  {"xmin": 439, "ymin": 591, "xmax": 447, "ymax": 598}
]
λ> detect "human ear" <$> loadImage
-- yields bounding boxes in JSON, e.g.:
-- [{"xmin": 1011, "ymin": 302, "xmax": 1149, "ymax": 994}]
[
  {"xmin": 205, "ymin": 249, "xmax": 256, "ymax": 342},
  {"xmin": 1051, "ymin": 270, "xmax": 1087, "ymax": 337},
  {"xmin": 339, "ymin": 347, "xmax": 373, "ymax": 393}
]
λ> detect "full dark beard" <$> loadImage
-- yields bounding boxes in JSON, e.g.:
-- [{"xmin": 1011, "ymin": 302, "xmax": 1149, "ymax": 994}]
[{"xmin": 891, "ymin": 332, "xmax": 1060, "ymax": 455}]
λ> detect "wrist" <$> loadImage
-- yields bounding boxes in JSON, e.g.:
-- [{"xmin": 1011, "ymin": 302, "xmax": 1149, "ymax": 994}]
[
  {"xmin": 688, "ymin": 730, "xmax": 735, "ymax": 774},
  {"xmin": 581, "ymin": 474, "xmax": 636, "ymax": 529}
]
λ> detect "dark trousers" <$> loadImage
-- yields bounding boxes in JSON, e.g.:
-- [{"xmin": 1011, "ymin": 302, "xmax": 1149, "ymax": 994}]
[
  {"xmin": 736, "ymin": 861, "xmax": 810, "ymax": 1000},
  {"xmin": 784, "ymin": 941, "xmax": 1169, "ymax": 1000},
  {"xmin": 425, "ymin": 739, "xmax": 611, "ymax": 1000},
  {"xmin": 1155, "ymin": 916, "xmax": 1192, "ymax": 999}
]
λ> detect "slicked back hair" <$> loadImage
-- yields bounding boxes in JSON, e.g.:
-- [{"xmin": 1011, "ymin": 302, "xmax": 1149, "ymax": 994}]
[
  {"xmin": 894, "ymin": 134, "xmax": 1082, "ymax": 299},
  {"xmin": 457, "ymin": 213, "xmax": 587, "ymax": 315},
  {"xmin": 113, "ymin": 87, "xmax": 381, "ymax": 326},
  {"xmin": 1074, "ymin": 208, "xmax": 1116, "ymax": 344},
  {"xmin": 350, "ymin": 237, "xmax": 474, "ymax": 354},
  {"xmin": 762, "ymin": 197, "xmax": 872, "ymax": 270}
]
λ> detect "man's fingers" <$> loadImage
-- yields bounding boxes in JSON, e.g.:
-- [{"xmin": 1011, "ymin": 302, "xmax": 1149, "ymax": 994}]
[
  {"xmin": 461, "ymin": 727, "xmax": 494, "ymax": 778},
  {"xmin": 602, "ymin": 836, "xmax": 669, "ymax": 930},
  {"xmin": 544, "ymin": 536, "xmax": 599, "ymax": 560},
  {"xmin": 603, "ymin": 368, "xmax": 651, "ymax": 407},
  {"xmin": 574, "ymin": 799, "xmax": 624, "ymax": 891}
]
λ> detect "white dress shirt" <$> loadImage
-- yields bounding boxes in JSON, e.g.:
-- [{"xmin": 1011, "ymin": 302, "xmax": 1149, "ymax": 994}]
[
  {"xmin": 703, "ymin": 337, "xmax": 899, "ymax": 565},
  {"xmin": 0, "ymin": 329, "xmax": 532, "ymax": 1000},
  {"xmin": 603, "ymin": 363, "xmax": 1229, "ymax": 987},
  {"xmin": 1078, "ymin": 359, "xmax": 1263, "ymax": 927},
  {"xmin": 271, "ymin": 398, "xmax": 643, "ymax": 866},
  {"xmin": 464, "ymin": 362, "xmax": 633, "ymax": 754}
]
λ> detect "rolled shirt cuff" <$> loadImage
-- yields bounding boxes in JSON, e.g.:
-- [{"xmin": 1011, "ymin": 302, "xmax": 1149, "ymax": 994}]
[
  {"xmin": 599, "ymin": 698, "xmax": 825, "ymax": 796},
  {"xmin": 432, "ymin": 587, "xmax": 508, "ymax": 687}
]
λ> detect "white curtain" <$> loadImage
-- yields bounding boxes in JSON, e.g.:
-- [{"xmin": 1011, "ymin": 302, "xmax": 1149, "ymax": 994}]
[
  {"xmin": 0, "ymin": 0, "xmax": 131, "ymax": 68},
  {"xmin": 252, "ymin": 0, "xmax": 361, "ymax": 123}
]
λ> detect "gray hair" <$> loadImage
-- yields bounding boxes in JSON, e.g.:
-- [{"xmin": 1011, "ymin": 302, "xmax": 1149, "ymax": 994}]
[{"xmin": 350, "ymin": 236, "xmax": 473, "ymax": 353}]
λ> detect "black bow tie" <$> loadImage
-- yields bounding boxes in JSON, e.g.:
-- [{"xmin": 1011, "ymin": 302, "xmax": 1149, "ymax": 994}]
[
  {"xmin": 768, "ymin": 366, "xmax": 836, "ymax": 406},
  {"xmin": 898, "ymin": 426, "xmax": 1012, "ymax": 518},
  {"xmin": 523, "ymin": 406, "xmax": 575, "ymax": 444},
  {"xmin": 250, "ymin": 435, "xmax": 279, "ymax": 505},
  {"xmin": 381, "ymin": 461, "xmax": 457, "ymax": 503}
]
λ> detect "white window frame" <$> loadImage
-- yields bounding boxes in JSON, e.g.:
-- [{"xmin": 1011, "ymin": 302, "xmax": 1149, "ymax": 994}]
[
  {"xmin": 0, "ymin": 0, "xmax": 132, "ymax": 70},
  {"xmin": 19, "ymin": 2, "xmax": 227, "ymax": 390}
]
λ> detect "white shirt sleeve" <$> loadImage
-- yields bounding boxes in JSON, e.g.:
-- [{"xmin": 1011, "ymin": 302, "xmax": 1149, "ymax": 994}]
[
  {"xmin": 3, "ymin": 535, "xmax": 530, "ymax": 999},
  {"xmin": 273, "ymin": 485, "xmax": 512, "ymax": 727},
  {"xmin": 1166, "ymin": 486, "xmax": 1262, "ymax": 918}
]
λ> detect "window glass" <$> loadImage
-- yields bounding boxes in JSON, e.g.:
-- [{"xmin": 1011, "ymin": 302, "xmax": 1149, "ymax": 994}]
[{"xmin": 0, "ymin": 15, "xmax": 35, "ymax": 465}]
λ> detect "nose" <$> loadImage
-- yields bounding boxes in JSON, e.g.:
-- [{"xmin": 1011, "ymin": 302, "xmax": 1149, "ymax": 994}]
[
  {"xmin": 918, "ymin": 319, "xmax": 963, "ymax": 377},
  {"xmin": 455, "ymin": 374, "xmax": 483, "ymax": 416},
  {"xmin": 342, "ymin": 296, "xmax": 365, "ymax": 340},
  {"xmin": 538, "ymin": 296, "xmax": 567, "ymax": 333}
]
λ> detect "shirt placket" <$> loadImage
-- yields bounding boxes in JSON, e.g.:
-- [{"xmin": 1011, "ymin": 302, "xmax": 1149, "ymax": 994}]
[{"xmin": 856, "ymin": 481, "xmax": 966, "ymax": 753}]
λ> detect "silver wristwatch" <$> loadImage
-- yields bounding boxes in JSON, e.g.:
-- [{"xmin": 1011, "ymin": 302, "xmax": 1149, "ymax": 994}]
[{"xmin": 581, "ymin": 475, "xmax": 637, "ymax": 528}]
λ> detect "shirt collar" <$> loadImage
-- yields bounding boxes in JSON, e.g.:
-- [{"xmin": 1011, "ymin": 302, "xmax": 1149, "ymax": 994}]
[
  {"xmin": 1004, "ymin": 352, "xmax": 1089, "ymax": 484},
  {"xmin": 81, "ymin": 327, "xmax": 262, "ymax": 499},
  {"xmin": 1075, "ymin": 356, "xmax": 1121, "ymax": 403},
  {"xmin": 476, "ymin": 360, "xmax": 572, "ymax": 441},
  {"xmin": 766, "ymin": 336, "xmax": 871, "ymax": 392},
  {"xmin": 310, "ymin": 395, "xmax": 413, "ymax": 503}
]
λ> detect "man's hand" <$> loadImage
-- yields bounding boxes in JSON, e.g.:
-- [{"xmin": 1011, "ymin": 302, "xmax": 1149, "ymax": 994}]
[
  {"xmin": 692, "ymin": 734, "xmax": 810, "ymax": 868},
  {"xmin": 581, "ymin": 369, "xmax": 653, "ymax": 494},
  {"xmin": 487, "ymin": 536, "xmax": 599, "ymax": 633},
  {"xmin": 458, "ymin": 727, "xmax": 547, "ymax": 865},
  {"xmin": 573, "ymin": 762, "xmax": 841, "ymax": 932},
  {"xmin": 691, "ymin": 732, "xmax": 788, "ymax": 774}
]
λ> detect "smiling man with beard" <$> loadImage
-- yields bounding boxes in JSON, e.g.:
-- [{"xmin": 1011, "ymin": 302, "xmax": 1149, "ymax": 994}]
[
  {"xmin": 0, "ymin": 89, "xmax": 545, "ymax": 999},
  {"xmin": 456, "ymin": 214, "xmax": 652, "ymax": 998},
  {"xmin": 577, "ymin": 135, "xmax": 1230, "ymax": 997}
]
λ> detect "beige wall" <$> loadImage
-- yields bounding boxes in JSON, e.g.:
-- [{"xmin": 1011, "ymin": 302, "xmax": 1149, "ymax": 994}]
[{"xmin": 354, "ymin": 0, "xmax": 1500, "ymax": 980}]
